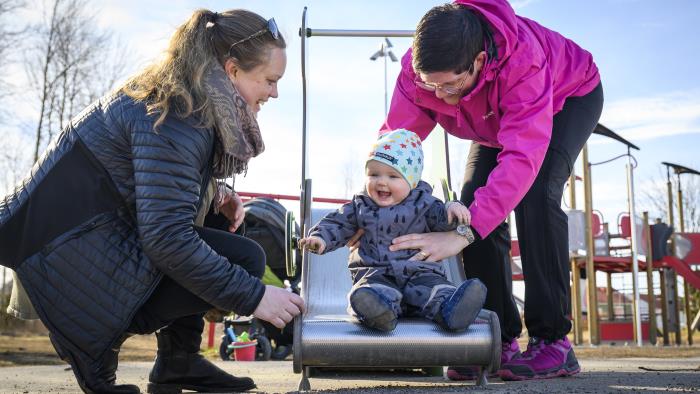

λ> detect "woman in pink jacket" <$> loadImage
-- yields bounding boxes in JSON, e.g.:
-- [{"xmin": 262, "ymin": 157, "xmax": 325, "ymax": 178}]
[{"xmin": 383, "ymin": 0, "xmax": 602, "ymax": 380}]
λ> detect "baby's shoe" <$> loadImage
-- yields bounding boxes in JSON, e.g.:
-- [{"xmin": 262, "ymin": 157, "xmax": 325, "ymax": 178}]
[
  {"xmin": 349, "ymin": 287, "xmax": 398, "ymax": 332},
  {"xmin": 438, "ymin": 279, "xmax": 486, "ymax": 331}
]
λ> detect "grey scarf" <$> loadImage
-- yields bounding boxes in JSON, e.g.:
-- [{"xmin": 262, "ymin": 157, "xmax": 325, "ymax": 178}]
[{"xmin": 203, "ymin": 63, "xmax": 265, "ymax": 209}]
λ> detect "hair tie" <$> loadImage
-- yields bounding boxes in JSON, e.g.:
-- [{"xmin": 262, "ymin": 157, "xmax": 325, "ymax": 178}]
[{"xmin": 206, "ymin": 12, "xmax": 218, "ymax": 28}]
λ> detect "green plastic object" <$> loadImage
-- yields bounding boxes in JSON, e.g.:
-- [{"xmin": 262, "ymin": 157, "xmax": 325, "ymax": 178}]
[
  {"xmin": 262, "ymin": 265, "xmax": 285, "ymax": 288},
  {"xmin": 236, "ymin": 331, "xmax": 250, "ymax": 342}
]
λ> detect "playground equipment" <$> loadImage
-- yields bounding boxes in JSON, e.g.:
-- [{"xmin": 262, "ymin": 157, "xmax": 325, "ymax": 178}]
[
  {"xmin": 580, "ymin": 124, "xmax": 645, "ymax": 345},
  {"xmin": 286, "ymin": 8, "xmax": 501, "ymax": 391},
  {"xmin": 506, "ymin": 124, "xmax": 650, "ymax": 346},
  {"xmin": 660, "ymin": 161, "xmax": 700, "ymax": 345},
  {"xmin": 563, "ymin": 126, "xmax": 700, "ymax": 347}
]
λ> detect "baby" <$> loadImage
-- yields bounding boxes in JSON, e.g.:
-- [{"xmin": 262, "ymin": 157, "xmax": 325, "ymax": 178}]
[{"xmin": 299, "ymin": 129, "xmax": 486, "ymax": 332}]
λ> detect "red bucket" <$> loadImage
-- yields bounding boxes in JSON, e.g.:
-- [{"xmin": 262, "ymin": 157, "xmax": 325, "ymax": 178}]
[{"xmin": 231, "ymin": 340, "xmax": 257, "ymax": 361}]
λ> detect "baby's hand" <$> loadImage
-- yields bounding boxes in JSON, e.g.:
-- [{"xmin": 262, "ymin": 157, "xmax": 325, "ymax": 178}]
[
  {"xmin": 446, "ymin": 201, "xmax": 471, "ymax": 225},
  {"xmin": 299, "ymin": 236, "xmax": 326, "ymax": 254}
]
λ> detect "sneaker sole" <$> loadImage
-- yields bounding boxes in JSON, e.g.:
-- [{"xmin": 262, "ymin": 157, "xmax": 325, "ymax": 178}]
[
  {"xmin": 443, "ymin": 280, "xmax": 487, "ymax": 331},
  {"xmin": 498, "ymin": 363, "xmax": 580, "ymax": 381}
]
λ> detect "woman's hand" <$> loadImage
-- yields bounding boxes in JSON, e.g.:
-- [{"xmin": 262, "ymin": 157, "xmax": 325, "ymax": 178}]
[
  {"xmin": 253, "ymin": 285, "xmax": 306, "ymax": 329},
  {"xmin": 218, "ymin": 191, "xmax": 245, "ymax": 232},
  {"xmin": 390, "ymin": 231, "xmax": 471, "ymax": 262}
]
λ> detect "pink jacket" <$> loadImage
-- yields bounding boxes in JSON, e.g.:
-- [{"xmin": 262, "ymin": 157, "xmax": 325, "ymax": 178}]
[{"xmin": 382, "ymin": 0, "xmax": 600, "ymax": 238}]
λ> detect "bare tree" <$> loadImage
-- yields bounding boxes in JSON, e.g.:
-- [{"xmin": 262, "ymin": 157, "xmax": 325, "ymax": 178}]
[
  {"xmin": 0, "ymin": 130, "xmax": 32, "ymax": 313},
  {"xmin": 639, "ymin": 168, "xmax": 700, "ymax": 232},
  {"xmin": 342, "ymin": 152, "xmax": 360, "ymax": 199},
  {"xmin": 0, "ymin": 0, "xmax": 26, "ymax": 115},
  {"xmin": 25, "ymin": 0, "xmax": 127, "ymax": 162},
  {"xmin": 639, "ymin": 167, "xmax": 700, "ymax": 338}
]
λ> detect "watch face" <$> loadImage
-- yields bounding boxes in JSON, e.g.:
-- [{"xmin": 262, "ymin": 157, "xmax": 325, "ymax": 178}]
[{"xmin": 456, "ymin": 224, "xmax": 469, "ymax": 235}]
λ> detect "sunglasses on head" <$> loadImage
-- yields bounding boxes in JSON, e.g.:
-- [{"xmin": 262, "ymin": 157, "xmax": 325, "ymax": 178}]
[{"xmin": 228, "ymin": 18, "xmax": 279, "ymax": 54}]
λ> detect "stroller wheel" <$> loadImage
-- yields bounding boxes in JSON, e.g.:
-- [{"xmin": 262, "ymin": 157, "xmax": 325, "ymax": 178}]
[
  {"xmin": 219, "ymin": 335, "xmax": 233, "ymax": 361},
  {"xmin": 255, "ymin": 336, "xmax": 272, "ymax": 361}
]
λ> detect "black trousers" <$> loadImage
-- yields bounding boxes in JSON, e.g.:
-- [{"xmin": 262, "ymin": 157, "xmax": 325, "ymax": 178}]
[
  {"xmin": 461, "ymin": 83, "xmax": 603, "ymax": 341},
  {"xmin": 127, "ymin": 226, "xmax": 266, "ymax": 338}
]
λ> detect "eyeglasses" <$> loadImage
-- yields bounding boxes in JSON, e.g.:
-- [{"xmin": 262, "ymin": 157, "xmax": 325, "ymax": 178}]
[
  {"xmin": 414, "ymin": 63, "xmax": 474, "ymax": 96},
  {"xmin": 228, "ymin": 18, "xmax": 279, "ymax": 53}
]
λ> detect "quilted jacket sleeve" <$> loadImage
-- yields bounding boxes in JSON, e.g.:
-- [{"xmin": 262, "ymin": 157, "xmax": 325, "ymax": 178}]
[
  {"xmin": 308, "ymin": 201, "xmax": 359, "ymax": 253},
  {"xmin": 130, "ymin": 116, "xmax": 264, "ymax": 316}
]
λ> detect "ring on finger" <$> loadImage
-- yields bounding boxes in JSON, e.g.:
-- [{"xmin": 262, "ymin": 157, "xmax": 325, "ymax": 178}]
[{"xmin": 418, "ymin": 251, "xmax": 428, "ymax": 259}]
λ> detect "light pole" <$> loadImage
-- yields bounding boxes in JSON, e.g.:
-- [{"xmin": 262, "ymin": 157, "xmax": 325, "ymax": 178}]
[{"xmin": 370, "ymin": 38, "xmax": 398, "ymax": 117}]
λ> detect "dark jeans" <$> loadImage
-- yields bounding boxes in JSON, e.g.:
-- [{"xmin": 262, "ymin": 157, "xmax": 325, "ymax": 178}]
[
  {"xmin": 127, "ymin": 226, "xmax": 266, "ymax": 336},
  {"xmin": 461, "ymin": 83, "xmax": 603, "ymax": 341}
]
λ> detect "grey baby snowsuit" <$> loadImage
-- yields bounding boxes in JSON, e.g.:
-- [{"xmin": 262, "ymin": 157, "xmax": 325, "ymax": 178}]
[{"xmin": 309, "ymin": 181, "xmax": 478, "ymax": 325}]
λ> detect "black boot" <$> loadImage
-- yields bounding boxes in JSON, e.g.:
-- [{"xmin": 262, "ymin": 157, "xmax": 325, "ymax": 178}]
[
  {"xmin": 147, "ymin": 315, "xmax": 256, "ymax": 393},
  {"xmin": 50, "ymin": 333, "xmax": 141, "ymax": 394}
]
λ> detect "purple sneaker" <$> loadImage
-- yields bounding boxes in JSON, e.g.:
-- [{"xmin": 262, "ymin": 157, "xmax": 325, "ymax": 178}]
[
  {"xmin": 446, "ymin": 337, "xmax": 521, "ymax": 381},
  {"xmin": 498, "ymin": 336, "xmax": 580, "ymax": 381}
]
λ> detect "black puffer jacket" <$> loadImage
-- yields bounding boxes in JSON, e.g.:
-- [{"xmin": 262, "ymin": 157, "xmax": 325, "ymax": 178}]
[{"xmin": 0, "ymin": 92, "xmax": 265, "ymax": 366}]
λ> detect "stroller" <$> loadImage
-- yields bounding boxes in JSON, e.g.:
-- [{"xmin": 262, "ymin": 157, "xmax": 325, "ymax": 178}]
[{"xmin": 209, "ymin": 197, "xmax": 301, "ymax": 361}]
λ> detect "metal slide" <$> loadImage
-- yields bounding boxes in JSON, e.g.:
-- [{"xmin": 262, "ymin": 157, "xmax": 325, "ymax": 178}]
[{"xmin": 291, "ymin": 210, "xmax": 501, "ymax": 391}]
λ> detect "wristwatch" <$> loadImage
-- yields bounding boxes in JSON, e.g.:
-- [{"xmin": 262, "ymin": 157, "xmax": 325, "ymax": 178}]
[{"xmin": 455, "ymin": 224, "xmax": 475, "ymax": 244}]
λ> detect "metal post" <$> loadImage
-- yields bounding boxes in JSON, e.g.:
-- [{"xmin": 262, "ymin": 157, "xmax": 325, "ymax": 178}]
[
  {"xmin": 606, "ymin": 272, "xmax": 614, "ymax": 321},
  {"xmin": 685, "ymin": 281, "xmax": 693, "ymax": 345},
  {"xmin": 643, "ymin": 211, "xmax": 657, "ymax": 345},
  {"xmin": 676, "ymin": 177, "xmax": 693, "ymax": 345},
  {"xmin": 299, "ymin": 7, "xmax": 310, "ymax": 228},
  {"xmin": 674, "ymin": 175, "xmax": 684, "ymax": 345},
  {"xmin": 383, "ymin": 44, "xmax": 388, "ymax": 117},
  {"xmin": 583, "ymin": 144, "xmax": 599, "ymax": 344},
  {"xmin": 666, "ymin": 167, "xmax": 674, "ymax": 228},
  {"xmin": 305, "ymin": 29, "xmax": 414, "ymax": 37},
  {"xmin": 672, "ymin": 270, "xmax": 682, "ymax": 345},
  {"xmin": 627, "ymin": 158, "xmax": 643, "ymax": 346},
  {"xmin": 660, "ymin": 270, "xmax": 670, "ymax": 345},
  {"xmin": 571, "ymin": 259, "xmax": 583, "ymax": 344},
  {"xmin": 662, "ymin": 167, "xmax": 673, "ymax": 346},
  {"xmin": 569, "ymin": 173, "xmax": 583, "ymax": 344}
]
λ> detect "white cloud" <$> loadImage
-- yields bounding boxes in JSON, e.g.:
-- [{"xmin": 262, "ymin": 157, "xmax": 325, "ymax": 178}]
[
  {"xmin": 600, "ymin": 90, "xmax": 700, "ymax": 141},
  {"xmin": 510, "ymin": 0, "xmax": 541, "ymax": 11}
]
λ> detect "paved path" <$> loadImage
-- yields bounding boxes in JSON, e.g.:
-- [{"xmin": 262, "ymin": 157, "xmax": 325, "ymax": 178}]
[{"xmin": 0, "ymin": 357, "xmax": 699, "ymax": 393}]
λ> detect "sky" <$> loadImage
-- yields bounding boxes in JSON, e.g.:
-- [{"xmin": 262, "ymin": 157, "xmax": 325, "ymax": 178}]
[{"xmin": 5, "ymin": 0, "xmax": 700, "ymax": 229}]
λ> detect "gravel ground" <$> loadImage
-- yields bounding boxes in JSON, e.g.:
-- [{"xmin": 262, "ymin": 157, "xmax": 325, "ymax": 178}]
[{"xmin": 0, "ymin": 357, "xmax": 698, "ymax": 393}]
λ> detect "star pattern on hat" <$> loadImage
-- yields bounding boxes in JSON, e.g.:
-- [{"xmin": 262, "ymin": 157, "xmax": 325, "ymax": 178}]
[{"xmin": 369, "ymin": 129, "xmax": 424, "ymax": 190}]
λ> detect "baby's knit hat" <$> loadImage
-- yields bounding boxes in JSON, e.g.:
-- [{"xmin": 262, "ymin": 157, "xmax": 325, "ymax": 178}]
[{"xmin": 367, "ymin": 129, "xmax": 424, "ymax": 188}]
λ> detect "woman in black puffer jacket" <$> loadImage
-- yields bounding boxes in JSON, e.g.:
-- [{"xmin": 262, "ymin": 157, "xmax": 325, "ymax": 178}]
[{"xmin": 0, "ymin": 8, "xmax": 304, "ymax": 394}]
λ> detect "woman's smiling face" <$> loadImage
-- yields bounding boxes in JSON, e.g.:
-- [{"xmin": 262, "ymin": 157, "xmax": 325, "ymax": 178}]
[{"xmin": 226, "ymin": 46, "xmax": 287, "ymax": 114}]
